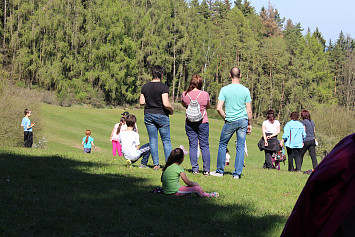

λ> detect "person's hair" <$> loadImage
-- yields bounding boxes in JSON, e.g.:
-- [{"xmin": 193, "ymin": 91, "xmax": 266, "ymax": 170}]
[
  {"xmin": 162, "ymin": 148, "xmax": 184, "ymax": 172},
  {"xmin": 185, "ymin": 74, "xmax": 203, "ymax": 94},
  {"xmin": 230, "ymin": 67, "xmax": 241, "ymax": 79},
  {"xmin": 290, "ymin": 111, "xmax": 299, "ymax": 120},
  {"xmin": 226, "ymin": 148, "xmax": 229, "ymax": 153},
  {"xmin": 125, "ymin": 114, "xmax": 136, "ymax": 128},
  {"xmin": 116, "ymin": 117, "xmax": 126, "ymax": 135},
  {"xmin": 301, "ymin": 110, "xmax": 311, "ymax": 120},
  {"xmin": 85, "ymin": 130, "xmax": 91, "ymax": 144},
  {"xmin": 24, "ymin": 108, "xmax": 31, "ymax": 115},
  {"xmin": 266, "ymin": 110, "xmax": 275, "ymax": 123},
  {"xmin": 152, "ymin": 65, "xmax": 163, "ymax": 79}
]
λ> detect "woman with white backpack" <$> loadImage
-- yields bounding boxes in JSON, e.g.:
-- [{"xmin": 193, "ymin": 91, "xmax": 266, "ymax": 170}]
[{"xmin": 181, "ymin": 75, "xmax": 211, "ymax": 176}]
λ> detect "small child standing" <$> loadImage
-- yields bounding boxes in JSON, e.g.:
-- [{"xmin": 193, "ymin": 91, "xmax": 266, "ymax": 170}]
[
  {"xmin": 21, "ymin": 108, "xmax": 35, "ymax": 148},
  {"xmin": 111, "ymin": 117, "xmax": 125, "ymax": 157},
  {"xmin": 161, "ymin": 148, "xmax": 219, "ymax": 197},
  {"xmin": 119, "ymin": 114, "xmax": 150, "ymax": 168},
  {"xmin": 82, "ymin": 130, "xmax": 96, "ymax": 153}
]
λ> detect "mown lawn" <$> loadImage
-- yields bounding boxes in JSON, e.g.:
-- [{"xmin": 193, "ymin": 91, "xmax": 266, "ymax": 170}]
[{"xmin": 0, "ymin": 104, "xmax": 315, "ymax": 236}]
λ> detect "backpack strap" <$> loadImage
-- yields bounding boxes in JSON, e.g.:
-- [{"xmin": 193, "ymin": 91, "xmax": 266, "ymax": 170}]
[{"xmin": 186, "ymin": 91, "xmax": 202, "ymax": 101}]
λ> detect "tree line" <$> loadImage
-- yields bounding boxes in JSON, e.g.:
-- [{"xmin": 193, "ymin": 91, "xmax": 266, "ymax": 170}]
[{"xmin": 0, "ymin": 0, "xmax": 354, "ymax": 121}]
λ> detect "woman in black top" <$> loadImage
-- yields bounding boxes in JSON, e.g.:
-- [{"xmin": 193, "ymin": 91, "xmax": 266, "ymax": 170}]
[
  {"xmin": 300, "ymin": 110, "xmax": 318, "ymax": 169},
  {"xmin": 140, "ymin": 66, "xmax": 174, "ymax": 170}
]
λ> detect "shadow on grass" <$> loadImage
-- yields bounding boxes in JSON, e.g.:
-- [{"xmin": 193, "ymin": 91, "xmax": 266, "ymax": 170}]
[{"xmin": 0, "ymin": 151, "xmax": 285, "ymax": 236}]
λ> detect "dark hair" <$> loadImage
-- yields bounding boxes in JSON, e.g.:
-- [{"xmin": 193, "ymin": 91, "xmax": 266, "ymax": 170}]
[
  {"xmin": 125, "ymin": 114, "xmax": 136, "ymax": 128},
  {"xmin": 24, "ymin": 108, "xmax": 31, "ymax": 115},
  {"xmin": 152, "ymin": 65, "xmax": 163, "ymax": 79},
  {"xmin": 185, "ymin": 74, "xmax": 203, "ymax": 94},
  {"xmin": 230, "ymin": 67, "xmax": 241, "ymax": 79},
  {"xmin": 301, "ymin": 110, "xmax": 311, "ymax": 120},
  {"xmin": 162, "ymin": 148, "xmax": 184, "ymax": 172},
  {"xmin": 226, "ymin": 148, "xmax": 229, "ymax": 153},
  {"xmin": 266, "ymin": 110, "xmax": 275, "ymax": 123},
  {"xmin": 85, "ymin": 130, "xmax": 91, "ymax": 144},
  {"xmin": 116, "ymin": 117, "xmax": 126, "ymax": 135},
  {"xmin": 290, "ymin": 111, "xmax": 299, "ymax": 120}
]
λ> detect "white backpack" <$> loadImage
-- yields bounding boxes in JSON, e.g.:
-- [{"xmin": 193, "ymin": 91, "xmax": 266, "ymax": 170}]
[{"xmin": 186, "ymin": 91, "xmax": 205, "ymax": 122}]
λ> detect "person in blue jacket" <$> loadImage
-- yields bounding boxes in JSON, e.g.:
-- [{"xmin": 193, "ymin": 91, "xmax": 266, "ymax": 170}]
[{"xmin": 280, "ymin": 112, "xmax": 306, "ymax": 172}]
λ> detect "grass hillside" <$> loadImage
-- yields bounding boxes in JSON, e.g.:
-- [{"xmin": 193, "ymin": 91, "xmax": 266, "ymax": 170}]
[{"xmin": 0, "ymin": 104, "xmax": 315, "ymax": 236}]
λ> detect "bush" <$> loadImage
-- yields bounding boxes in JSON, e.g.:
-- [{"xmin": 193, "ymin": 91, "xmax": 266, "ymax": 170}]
[
  {"xmin": 0, "ymin": 79, "xmax": 44, "ymax": 147},
  {"xmin": 312, "ymin": 104, "xmax": 355, "ymax": 156}
]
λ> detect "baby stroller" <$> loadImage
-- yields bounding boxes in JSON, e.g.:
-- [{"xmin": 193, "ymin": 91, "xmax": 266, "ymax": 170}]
[{"xmin": 271, "ymin": 147, "xmax": 286, "ymax": 170}]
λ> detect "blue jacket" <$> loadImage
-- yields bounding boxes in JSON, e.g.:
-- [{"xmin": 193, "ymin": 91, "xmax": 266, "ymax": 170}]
[{"xmin": 282, "ymin": 120, "xmax": 306, "ymax": 148}]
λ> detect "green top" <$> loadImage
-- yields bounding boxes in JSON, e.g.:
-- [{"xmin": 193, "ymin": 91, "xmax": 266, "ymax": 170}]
[
  {"xmin": 161, "ymin": 164, "xmax": 185, "ymax": 194},
  {"xmin": 218, "ymin": 84, "xmax": 251, "ymax": 122}
]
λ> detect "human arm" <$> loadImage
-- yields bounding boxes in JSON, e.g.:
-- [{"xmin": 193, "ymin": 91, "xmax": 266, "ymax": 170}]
[
  {"xmin": 181, "ymin": 92, "xmax": 188, "ymax": 108},
  {"xmin": 91, "ymin": 141, "xmax": 96, "ymax": 149},
  {"xmin": 216, "ymin": 100, "xmax": 225, "ymax": 120},
  {"xmin": 139, "ymin": 93, "xmax": 146, "ymax": 106},
  {"xmin": 246, "ymin": 102, "xmax": 252, "ymax": 134},
  {"xmin": 180, "ymin": 172, "xmax": 199, "ymax": 187},
  {"xmin": 162, "ymin": 93, "xmax": 174, "ymax": 115},
  {"xmin": 206, "ymin": 99, "xmax": 211, "ymax": 110},
  {"xmin": 82, "ymin": 141, "xmax": 84, "ymax": 147},
  {"xmin": 262, "ymin": 125, "xmax": 268, "ymax": 146}
]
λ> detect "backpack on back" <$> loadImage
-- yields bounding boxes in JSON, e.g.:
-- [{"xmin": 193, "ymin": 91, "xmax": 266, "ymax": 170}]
[{"xmin": 186, "ymin": 91, "xmax": 205, "ymax": 122}]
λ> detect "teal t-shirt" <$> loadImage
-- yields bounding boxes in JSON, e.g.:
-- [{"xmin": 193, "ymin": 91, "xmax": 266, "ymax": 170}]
[
  {"xmin": 218, "ymin": 84, "xmax": 251, "ymax": 122},
  {"xmin": 82, "ymin": 136, "xmax": 94, "ymax": 149},
  {"xmin": 21, "ymin": 117, "xmax": 32, "ymax": 132},
  {"xmin": 161, "ymin": 164, "xmax": 185, "ymax": 194}
]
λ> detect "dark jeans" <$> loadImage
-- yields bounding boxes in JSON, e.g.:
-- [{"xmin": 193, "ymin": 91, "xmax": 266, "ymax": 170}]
[
  {"xmin": 185, "ymin": 121, "xmax": 211, "ymax": 172},
  {"xmin": 24, "ymin": 131, "xmax": 33, "ymax": 148},
  {"xmin": 138, "ymin": 143, "xmax": 151, "ymax": 166},
  {"xmin": 301, "ymin": 139, "xmax": 318, "ymax": 169},
  {"xmin": 286, "ymin": 147, "xmax": 302, "ymax": 171}
]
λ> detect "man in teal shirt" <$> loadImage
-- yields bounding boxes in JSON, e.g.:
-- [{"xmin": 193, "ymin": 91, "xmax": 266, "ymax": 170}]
[{"xmin": 210, "ymin": 67, "xmax": 252, "ymax": 179}]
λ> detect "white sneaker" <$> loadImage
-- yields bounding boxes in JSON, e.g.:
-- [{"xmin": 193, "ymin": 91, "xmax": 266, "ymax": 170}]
[
  {"xmin": 210, "ymin": 171, "xmax": 223, "ymax": 177},
  {"xmin": 233, "ymin": 175, "xmax": 241, "ymax": 179},
  {"xmin": 126, "ymin": 159, "xmax": 132, "ymax": 167}
]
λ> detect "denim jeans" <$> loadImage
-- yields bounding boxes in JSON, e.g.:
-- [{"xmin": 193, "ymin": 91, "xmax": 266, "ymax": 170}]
[
  {"xmin": 138, "ymin": 143, "xmax": 151, "ymax": 166},
  {"xmin": 185, "ymin": 121, "xmax": 211, "ymax": 172},
  {"xmin": 144, "ymin": 113, "xmax": 172, "ymax": 166},
  {"xmin": 216, "ymin": 119, "xmax": 248, "ymax": 176}
]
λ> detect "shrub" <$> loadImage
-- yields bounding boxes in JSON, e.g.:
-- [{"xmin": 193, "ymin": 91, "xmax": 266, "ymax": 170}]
[{"xmin": 0, "ymin": 79, "xmax": 43, "ymax": 147}]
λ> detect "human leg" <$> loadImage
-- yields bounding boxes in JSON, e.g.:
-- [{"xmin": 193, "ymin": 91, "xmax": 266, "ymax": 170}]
[
  {"xmin": 185, "ymin": 122, "xmax": 199, "ymax": 172},
  {"xmin": 139, "ymin": 143, "xmax": 151, "ymax": 165},
  {"xmin": 308, "ymin": 140, "xmax": 318, "ymax": 169},
  {"xmin": 264, "ymin": 150, "xmax": 273, "ymax": 169},
  {"xmin": 301, "ymin": 140, "xmax": 311, "ymax": 166},
  {"xmin": 216, "ymin": 122, "xmax": 237, "ymax": 174},
  {"xmin": 173, "ymin": 185, "xmax": 213, "ymax": 197},
  {"xmin": 198, "ymin": 122, "xmax": 211, "ymax": 173},
  {"xmin": 287, "ymin": 147, "xmax": 294, "ymax": 171},
  {"xmin": 117, "ymin": 141, "xmax": 123, "ymax": 156},
  {"xmin": 112, "ymin": 140, "xmax": 118, "ymax": 156},
  {"xmin": 157, "ymin": 115, "xmax": 172, "ymax": 162},
  {"xmin": 233, "ymin": 119, "xmax": 248, "ymax": 177},
  {"xmin": 144, "ymin": 114, "xmax": 159, "ymax": 166},
  {"xmin": 294, "ymin": 148, "xmax": 302, "ymax": 171}
]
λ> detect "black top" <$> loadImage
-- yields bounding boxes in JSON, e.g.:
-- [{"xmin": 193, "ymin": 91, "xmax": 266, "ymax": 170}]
[
  {"xmin": 301, "ymin": 119, "xmax": 315, "ymax": 141},
  {"xmin": 141, "ymin": 81, "xmax": 170, "ymax": 116}
]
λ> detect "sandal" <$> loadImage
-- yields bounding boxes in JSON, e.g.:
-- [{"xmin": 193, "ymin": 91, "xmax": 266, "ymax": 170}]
[{"xmin": 209, "ymin": 192, "xmax": 219, "ymax": 197}]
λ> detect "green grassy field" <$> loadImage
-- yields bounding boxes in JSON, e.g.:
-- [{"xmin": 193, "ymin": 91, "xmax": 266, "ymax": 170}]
[{"xmin": 0, "ymin": 104, "xmax": 315, "ymax": 236}]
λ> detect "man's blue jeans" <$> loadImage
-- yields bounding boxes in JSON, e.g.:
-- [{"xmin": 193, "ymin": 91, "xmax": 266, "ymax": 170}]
[
  {"xmin": 144, "ymin": 113, "xmax": 172, "ymax": 166},
  {"xmin": 216, "ymin": 119, "xmax": 248, "ymax": 176}
]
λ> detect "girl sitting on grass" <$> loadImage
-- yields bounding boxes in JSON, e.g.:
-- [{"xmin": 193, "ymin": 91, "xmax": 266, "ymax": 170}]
[
  {"xmin": 82, "ymin": 130, "xmax": 96, "ymax": 153},
  {"xmin": 161, "ymin": 148, "xmax": 219, "ymax": 197}
]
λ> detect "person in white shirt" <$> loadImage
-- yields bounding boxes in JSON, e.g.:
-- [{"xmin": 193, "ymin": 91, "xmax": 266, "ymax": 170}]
[
  {"xmin": 119, "ymin": 114, "xmax": 151, "ymax": 168},
  {"xmin": 258, "ymin": 110, "xmax": 280, "ymax": 169}
]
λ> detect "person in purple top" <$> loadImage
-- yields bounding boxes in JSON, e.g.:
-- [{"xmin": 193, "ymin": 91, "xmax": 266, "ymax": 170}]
[{"xmin": 181, "ymin": 75, "xmax": 211, "ymax": 176}]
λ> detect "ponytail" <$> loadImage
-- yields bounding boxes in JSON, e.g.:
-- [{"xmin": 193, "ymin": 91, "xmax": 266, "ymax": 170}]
[
  {"xmin": 117, "ymin": 117, "xmax": 125, "ymax": 135},
  {"xmin": 85, "ymin": 136, "xmax": 89, "ymax": 144},
  {"xmin": 85, "ymin": 130, "xmax": 91, "ymax": 144}
]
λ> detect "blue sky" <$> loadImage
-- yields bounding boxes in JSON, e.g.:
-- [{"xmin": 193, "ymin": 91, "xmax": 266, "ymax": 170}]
[{"xmin": 248, "ymin": 0, "xmax": 355, "ymax": 43}]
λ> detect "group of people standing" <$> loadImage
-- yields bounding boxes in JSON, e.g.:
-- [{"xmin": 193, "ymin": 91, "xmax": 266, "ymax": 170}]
[
  {"xmin": 259, "ymin": 109, "xmax": 318, "ymax": 172},
  {"xmin": 138, "ymin": 66, "xmax": 252, "ymax": 179}
]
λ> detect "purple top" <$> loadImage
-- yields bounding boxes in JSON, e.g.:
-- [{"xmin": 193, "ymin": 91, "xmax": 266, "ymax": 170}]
[{"xmin": 181, "ymin": 90, "xmax": 210, "ymax": 123}]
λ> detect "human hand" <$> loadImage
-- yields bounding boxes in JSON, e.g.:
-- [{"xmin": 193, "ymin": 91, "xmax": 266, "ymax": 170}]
[
  {"xmin": 264, "ymin": 141, "xmax": 268, "ymax": 146},
  {"xmin": 280, "ymin": 140, "xmax": 284, "ymax": 148},
  {"xmin": 247, "ymin": 125, "xmax": 252, "ymax": 134},
  {"xmin": 266, "ymin": 136, "xmax": 272, "ymax": 140}
]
